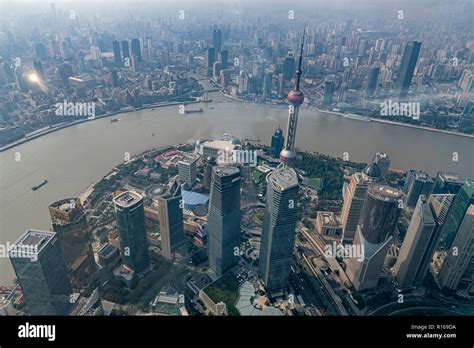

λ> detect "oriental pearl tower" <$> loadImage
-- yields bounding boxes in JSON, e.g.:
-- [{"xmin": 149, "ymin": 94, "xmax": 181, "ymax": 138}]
[{"xmin": 280, "ymin": 28, "xmax": 306, "ymax": 165}]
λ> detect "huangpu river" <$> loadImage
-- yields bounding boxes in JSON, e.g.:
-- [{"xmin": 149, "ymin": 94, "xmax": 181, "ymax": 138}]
[{"xmin": 1, "ymin": 90, "xmax": 473, "ymax": 285}]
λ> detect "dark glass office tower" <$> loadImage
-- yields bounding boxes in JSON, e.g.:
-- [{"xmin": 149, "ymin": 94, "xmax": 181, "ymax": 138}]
[
  {"xmin": 432, "ymin": 171, "xmax": 464, "ymax": 194},
  {"xmin": 33, "ymin": 61, "xmax": 45, "ymax": 81},
  {"xmin": 207, "ymin": 166, "xmax": 241, "ymax": 276},
  {"xmin": 9, "ymin": 229, "xmax": 73, "ymax": 315},
  {"xmin": 394, "ymin": 41, "xmax": 421, "ymax": 99},
  {"xmin": 439, "ymin": 179, "xmax": 474, "ymax": 248},
  {"xmin": 112, "ymin": 40, "xmax": 121, "ymax": 64},
  {"xmin": 365, "ymin": 66, "xmax": 380, "ymax": 98},
  {"xmin": 157, "ymin": 179, "xmax": 185, "ymax": 260},
  {"xmin": 359, "ymin": 185, "xmax": 402, "ymax": 244},
  {"xmin": 270, "ymin": 127, "xmax": 284, "ymax": 158},
  {"xmin": 218, "ymin": 49, "xmax": 228, "ymax": 69},
  {"xmin": 259, "ymin": 167, "xmax": 299, "ymax": 296},
  {"xmin": 283, "ymin": 55, "xmax": 295, "ymax": 81},
  {"xmin": 34, "ymin": 42, "xmax": 48, "ymax": 59},
  {"xmin": 49, "ymin": 198, "xmax": 96, "ymax": 289},
  {"xmin": 322, "ymin": 79, "xmax": 335, "ymax": 106},
  {"xmin": 205, "ymin": 47, "xmax": 215, "ymax": 77},
  {"xmin": 131, "ymin": 38, "xmax": 142, "ymax": 61},
  {"xmin": 121, "ymin": 40, "xmax": 130, "ymax": 59},
  {"xmin": 404, "ymin": 171, "xmax": 434, "ymax": 209},
  {"xmin": 206, "ymin": 47, "xmax": 215, "ymax": 67},
  {"xmin": 113, "ymin": 191, "xmax": 150, "ymax": 273},
  {"xmin": 212, "ymin": 28, "xmax": 222, "ymax": 55},
  {"xmin": 393, "ymin": 195, "xmax": 436, "ymax": 288},
  {"xmin": 264, "ymin": 69, "xmax": 273, "ymax": 96}
]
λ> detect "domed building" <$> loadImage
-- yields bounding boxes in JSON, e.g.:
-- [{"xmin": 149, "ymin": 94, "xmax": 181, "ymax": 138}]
[{"xmin": 362, "ymin": 161, "xmax": 382, "ymax": 183}]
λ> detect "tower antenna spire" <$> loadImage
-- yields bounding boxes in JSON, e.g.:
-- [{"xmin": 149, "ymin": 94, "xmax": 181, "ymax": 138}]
[
  {"xmin": 296, "ymin": 25, "xmax": 306, "ymax": 90},
  {"xmin": 280, "ymin": 27, "xmax": 306, "ymax": 165}
]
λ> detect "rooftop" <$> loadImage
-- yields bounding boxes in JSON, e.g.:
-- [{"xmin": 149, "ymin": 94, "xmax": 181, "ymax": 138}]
[
  {"xmin": 375, "ymin": 152, "xmax": 390, "ymax": 160},
  {"xmin": 267, "ymin": 167, "xmax": 298, "ymax": 191},
  {"xmin": 438, "ymin": 172, "xmax": 462, "ymax": 182},
  {"xmin": 369, "ymin": 185, "xmax": 403, "ymax": 201},
  {"xmin": 13, "ymin": 229, "xmax": 56, "ymax": 255},
  {"xmin": 213, "ymin": 166, "xmax": 240, "ymax": 178},
  {"xmin": 318, "ymin": 212, "xmax": 340, "ymax": 227},
  {"xmin": 113, "ymin": 191, "xmax": 142, "ymax": 208},
  {"xmin": 413, "ymin": 171, "xmax": 432, "ymax": 181},
  {"xmin": 178, "ymin": 156, "xmax": 198, "ymax": 165}
]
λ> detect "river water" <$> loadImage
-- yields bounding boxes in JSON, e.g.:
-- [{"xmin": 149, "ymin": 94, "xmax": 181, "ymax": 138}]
[{"xmin": 0, "ymin": 90, "xmax": 473, "ymax": 285}]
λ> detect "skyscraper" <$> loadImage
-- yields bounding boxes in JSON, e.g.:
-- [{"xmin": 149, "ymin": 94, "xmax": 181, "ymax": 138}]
[
  {"xmin": 410, "ymin": 193, "xmax": 457, "ymax": 285},
  {"xmin": 48, "ymin": 198, "xmax": 96, "ymax": 288},
  {"xmin": 33, "ymin": 61, "xmax": 45, "ymax": 81},
  {"xmin": 438, "ymin": 204, "xmax": 474, "ymax": 294},
  {"xmin": 341, "ymin": 172, "xmax": 369, "ymax": 243},
  {"xmin": 403, "ymin": 169, "xmax": 417, "ymax": 193},
  {"xmin": 112, "ymin": 40, "xmax": 121, "ymax": 64},
  {"xmin": 178, "ymin": 156, "xmax": 198, "ymax": 189},
  {"xmin": 432, "ymin": 172, "xmax": 464, "ymax": 194},
  {"xmin": 113, "ymin": 191, "xmax": 150, "ymax": 273},
  {"xmin": 270, "ymin": 127, "xmax": 284, "ymax": 158},
  {"xmin": 280, "ymin": 29, "xmax": 305, "ymax": 165},
  {"xmin": 283, "ymin": 55, "xmax": 295, "ymax": 81},
  {"xmin": 263, "ymin": 69, "xmax": 273, "ymax": 96},
  {"xmin": 429, "ymin": 193, "xmax": 455, "ymax": 226},
  {"xmin": 157, "ymin": 179, "xmax": 185, "ymax": 260},
  {"xmin": 393, "ymin": 195, "xmax": 436, "ymax": 288},
  {"xmin": 110, "ymin": 70, "xmax": 119, "ymax": 87},
  {"xmin": 131, "ymin": 38, "xmax": 142, "ymax": 61},
  {"xmin": 394, "ymin": 41, "xmax": 421, "ymax": 99},
  {"xmin": 121, "ymin": 40, "xmax": 130, "ymax": 59},
  {"xmin": 9, "ymin": 230, "xmax": 73, "ymax": 315},
  {"xmin": 205, "ymin": 47, "xmax": 215, "ymax": 77},
  {"xmin": 346, "ymin": 185, "xmax": 403, "ymax": 291},
  {"xmin": 365, "ymin": 66, "xmax": 380, "ymax": 98},
  {"xmin": 218, "ymin": 49, "xmax": 228, "ymax": 69},
  {"xmin": 438, "ymin": 179, "xmax": 474, "ymax": 248},
  {"xmin": 404, "ymin": 171, "xmax": 434, "ymax": 209},
  {"xmin": 259, "ymin": 167, "xmax": 299, "ymax": 296},
  {"xmin": 212, "ymin": 29, "xmax": 222, "ymax": 56},
  {"xmin": 207, "ymin": 167, "xmax": 241, "ymax": 276},
  {"xmin": 373, "ymin": 152, "xmax": 391, "ymax": 177},
  {"xmin": 34, "ymin": 42, "xmax": 48, "ymax": 59},
  {"xmin": 322, "ymin": 79, "xmax": 335, "ymax": 106}
]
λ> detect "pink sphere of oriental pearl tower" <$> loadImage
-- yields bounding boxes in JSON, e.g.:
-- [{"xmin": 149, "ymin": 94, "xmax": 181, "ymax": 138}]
[{"xmin": 280, "ymin": 28, "xmax": 306, "ymax": 165}]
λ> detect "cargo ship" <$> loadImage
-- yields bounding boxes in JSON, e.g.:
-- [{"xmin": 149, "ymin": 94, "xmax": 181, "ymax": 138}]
[
  {"xmin": 31, "ymin": 179, "xmax": 48, "ymax": 191},
  {"xmin": 184, "ymin": 108, "xmax": 203, "ymax": 114}
]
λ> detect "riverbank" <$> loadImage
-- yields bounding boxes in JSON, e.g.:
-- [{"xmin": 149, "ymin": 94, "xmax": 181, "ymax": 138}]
[
  {"xmin": 217, "ymin": 89, "xmax": 474, "ymax": 139},
  {"xmin": 369, "ymin": 118, "xmax": 474, "ymax": 138},
  {"xmin": 220, "ymin": 90, "xmax": 287, "ymax": 108},
  {"xmin": 315, "ymin": 108, "xmax": 474, "ymax": 139},
  {"xmin": 0, "ymin": 99, "xmax": 202, "ymax": 152}
]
